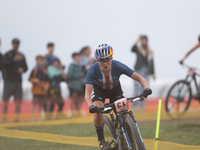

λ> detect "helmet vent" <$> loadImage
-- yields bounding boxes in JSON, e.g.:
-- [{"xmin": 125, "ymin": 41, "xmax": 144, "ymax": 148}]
[{"xmin": 94, "ymin": 44, "xmax": 113, "ymax": 60}]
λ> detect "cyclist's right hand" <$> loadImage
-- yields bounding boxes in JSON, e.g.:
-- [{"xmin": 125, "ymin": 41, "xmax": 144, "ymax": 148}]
[
  {"xmin": 89, "ymin": 105, "xmax": 99, "ymax": 114},
  {"xmin": 179, "ymin": 60, "xmax": 183, "ymax": 65}
]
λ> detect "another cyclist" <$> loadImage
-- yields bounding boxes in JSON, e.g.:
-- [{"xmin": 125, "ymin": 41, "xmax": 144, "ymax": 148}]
[
  {"xmin": 180, "ymin": 35, "xmax": 200, "ymax": 63},
  {"xmin": 85, "ymin": 44, "xmax": 152, "ymax": 150}
]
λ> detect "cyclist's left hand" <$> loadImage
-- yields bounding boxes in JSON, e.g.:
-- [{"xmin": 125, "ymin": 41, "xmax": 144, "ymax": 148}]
[
  {"xmin": 143, "ymin": 88, "xmax": 152, "ymax": 98},
  {"xmin": 89, "ymin": 105, "xmax": 99, "ymax": 114}
]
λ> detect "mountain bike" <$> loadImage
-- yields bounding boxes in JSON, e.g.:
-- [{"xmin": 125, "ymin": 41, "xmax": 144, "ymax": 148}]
[
  {"xmin": 165, "ymin": 62, "xmax": 200, "ymax": 119},
  {"xmin": 99, "ymin": 94, "xmax": 146, "ymax": 150}
]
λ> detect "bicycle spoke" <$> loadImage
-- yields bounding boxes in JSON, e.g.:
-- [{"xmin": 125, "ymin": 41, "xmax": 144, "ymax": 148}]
[
  {"xmin": 177, "ymin": 82, "xmax": 183, "ymax": 95},
  {"xmin": 176, "ymin": 101, "xmax": 179, "ymax": 112},
  {"xmin": 169, "ymin": 101, "xmax": 177, "ymax": 111}
]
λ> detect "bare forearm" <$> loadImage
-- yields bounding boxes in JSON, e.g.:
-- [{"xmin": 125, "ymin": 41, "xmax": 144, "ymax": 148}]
[
  {"xmin": 138, "ymin": 77, "xmax": 149, "ymax": 88},
  {"xmin": 131, "ymin": 72, "xmax": 149, "ymax": 88},
  {"xmin": 85, "ymin": 95, "xmax": 93, "ymax": 106},
  {"xmin": 61, "ymin": 71, "xmax": 67, "ymax": 79},
  {"xmin": 182, "ymin": 48, "xmax": 195, "ymax": 61},
  {"xmin": 183, "ymin": 52, "xmax": 190, "ymax": 61},
  {"xmin": 85, "ymin": 84, "xmax": 93, "ymax": 106}
]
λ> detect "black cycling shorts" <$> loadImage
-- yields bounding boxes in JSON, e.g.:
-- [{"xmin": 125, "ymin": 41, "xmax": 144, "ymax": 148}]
[{"xmin": 91, "ymin": 83, "xmax": 124, "ymax": 104}]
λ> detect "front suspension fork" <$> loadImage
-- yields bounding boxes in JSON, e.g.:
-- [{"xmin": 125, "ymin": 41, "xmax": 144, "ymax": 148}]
[
  {"xmin": 120, "ymin": 118, "xmax": 133, "ymax": 149},
  {"xmin": 130, "ymin": 113, "xmax": 146, "ymax": 150}
]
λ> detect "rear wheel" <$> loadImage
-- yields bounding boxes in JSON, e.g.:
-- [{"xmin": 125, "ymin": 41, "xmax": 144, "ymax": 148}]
[
  {"xmin": 103, "ymin": 115, "xmax": 117, "ymax": 148},
  {"xmin": 165, "ymin": 80, "xmax": 192, "ymax": 119},
  {"xmin": 123, "ymin": 117, "xmax": 145, "ymax": 150}
]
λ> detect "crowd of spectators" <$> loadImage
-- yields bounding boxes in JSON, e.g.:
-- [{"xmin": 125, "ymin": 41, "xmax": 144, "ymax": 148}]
[
  {"xmin": 0, "ymin": 37, "xmax": 94, "ymax": 122},
  {"xmin": 0, "ymin": 35, "xmax": 156, "ymax": 122}
]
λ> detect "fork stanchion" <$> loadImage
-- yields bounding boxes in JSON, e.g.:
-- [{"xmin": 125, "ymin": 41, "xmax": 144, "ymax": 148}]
[{"xmin": 153, "ymin": 99, "xmax": 162, "ymax": 150}]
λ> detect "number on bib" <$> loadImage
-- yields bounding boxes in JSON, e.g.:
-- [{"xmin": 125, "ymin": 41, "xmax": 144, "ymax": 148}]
[{"xmin": 114, "ymin": 98, "xmax": 128, "ymax": 112}]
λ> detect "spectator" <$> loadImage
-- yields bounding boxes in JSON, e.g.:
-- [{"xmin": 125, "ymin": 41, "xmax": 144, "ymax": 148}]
[
  {"xmin": 0, "ymin": 53, "xmax": 2, "ymax": 71},
  {"xmin": 67, "ymin": 52, "xmax": 83, "ymax": 116},
  {"xmin": 47, "ymin": 56, "xmax": 66, "ymax": 119},
  {"xmin": 0, "ymin": 38, "xmax": 3, "ymax": 106},
  {"xmin": 131, "ymin": 35, "xmax": 155, "ymax": 107},
  {"xmin": 2, "ymin": 38, "xmax": 28, "ymax": 122},
  {"xmin": 44, "ymin": 42, "xmax": 63, "ymax": 68},
  {"xmin": 80, "ymin": 46, "xmax": 94, "ymax": 70},
  {"xmin": 44, "ymin": 42, "xmax": 64, "ymax": 113},
  {"xmin": 29, "ymin": 55, "xmax": 50, "ymax": 121},
  {"xmin": 79, "ymin": 46, "xmax": 94, "ymax": 96},
  {"xmin": 0, "ymin": 38, "xmax": 3, "ymax": 71}
]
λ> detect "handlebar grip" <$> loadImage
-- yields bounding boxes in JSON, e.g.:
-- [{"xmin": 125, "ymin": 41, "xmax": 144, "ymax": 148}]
[
  {"xmin": 98, "ymin": 107, "xmax": 104, "ymax": 111},
  {"xmin": 98, "ymin": 104, "xmax": 115, "ymax": 113}
]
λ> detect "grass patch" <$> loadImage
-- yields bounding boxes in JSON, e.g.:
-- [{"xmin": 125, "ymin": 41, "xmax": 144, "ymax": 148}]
[
  {"xmin": 0, "ymin": 136, "xmax": 98, "ymax": 150},
  {"xmin": 13, "ymin": 123, "xmax": 97, "ymax": 137},
  {"xmin": 0, "ymin": 118, "xmax": 199, "ymax": 150},
  {"xmin": 13, "ymin": 119, "xmax": 200, "ymax": 146},
  {"xmin": 139, "ymin": 119, "xmax": 200, "ymax": 146}
]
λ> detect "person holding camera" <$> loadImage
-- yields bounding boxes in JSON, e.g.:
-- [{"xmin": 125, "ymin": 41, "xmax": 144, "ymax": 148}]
[{"xmin": 131, "ymin": 35, "xmax": 155, "ymax": 107}]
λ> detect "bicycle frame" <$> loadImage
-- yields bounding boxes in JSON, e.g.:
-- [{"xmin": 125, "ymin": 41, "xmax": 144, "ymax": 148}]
[
  {"xmin": 185, "ymin": 70, "xmax": 200, "ymax": 99},
  {"xmin": 182, "ymin": 63, "xmax": 200, "ymax": 100},
  {"xmin": 108, "ymin": 106, "xmax": 146, "ymax": 150}
]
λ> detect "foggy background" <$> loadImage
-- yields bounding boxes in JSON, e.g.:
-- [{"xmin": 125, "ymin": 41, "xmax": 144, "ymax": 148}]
[{"xmin": 0, "ymin": 0, "xmax": 200, "ymax": 98}]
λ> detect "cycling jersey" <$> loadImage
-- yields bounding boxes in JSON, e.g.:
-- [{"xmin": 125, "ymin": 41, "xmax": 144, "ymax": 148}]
[{"xmin": 86, "ymin": 60, "xmax": 134, "ymax": 90}]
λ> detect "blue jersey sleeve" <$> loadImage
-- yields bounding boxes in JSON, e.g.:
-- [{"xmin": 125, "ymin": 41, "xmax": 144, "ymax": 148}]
[
  {"xmin": 86, "ymin": 65, "xmax": 95, "ymax": 85},
  {"xmin": 114, "ymin": 60, "xmax": 134, "ymax": 77}
]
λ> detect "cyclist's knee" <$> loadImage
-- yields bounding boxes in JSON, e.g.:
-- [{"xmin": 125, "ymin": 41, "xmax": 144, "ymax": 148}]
[{"xmin": 93, "ymin": 100, "xmax": 104, "ymax": 107}]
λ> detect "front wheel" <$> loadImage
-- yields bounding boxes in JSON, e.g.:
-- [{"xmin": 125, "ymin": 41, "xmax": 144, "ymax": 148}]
[
  {"xmin": 165, "ymin": 80, "xmax": 192, "ymax": 119},
  {"xmin": 103, "ymin": 115, "xmax": 117, "ymax": 148},
  {"xmin": 123, "ymin": 117, "xmax": 145, "ymax": 150}
]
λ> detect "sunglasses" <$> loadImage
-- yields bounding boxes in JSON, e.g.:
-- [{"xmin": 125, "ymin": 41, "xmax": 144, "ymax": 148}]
[{"xmin": 98, "ymin": 57, "xmax": 112, "ymax": 63}]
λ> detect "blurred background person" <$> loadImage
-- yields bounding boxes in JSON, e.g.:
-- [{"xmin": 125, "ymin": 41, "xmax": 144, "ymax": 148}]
[
  {"xmin": 44, "ymin": 42, "xmax": 64, "ymax": 113},
  {"xmin": 47, "ymin": 56, "xmax": 66, "ymax": 119},
  {"xmin": 79, "ymin": 46, "xmax": 95, "ymax": 98},
  {"xmin": 44, "ymin": 42, "xmax": 63, "ymax": 69},
  {"xmin": 2, "ymin": 38, "xmax": 28, "ymax": 122},
  {"xmin": 0, "ymin": 38, "xmax": 3, "ymax": 72},
  {"xmin": 180, "ymin": 35, "xmax": 200, "ymax": 63},
  {"xmin": 131, "ymin": 35, "xmax": 156, "ymax": 108},
  {"xmin": 80, "ymin": 46, "xmax": 94, "ymax": 70},
  {"xmin": 66, "ymin": 52, "xmax": 83, "ymax": 117},
  {"xmin": 0, "ymin": 38, "xmax": 3, "ymax": 112},
  {"xmin": 29, "ymin": 55, "xmax": 49, "ymax": 121}
]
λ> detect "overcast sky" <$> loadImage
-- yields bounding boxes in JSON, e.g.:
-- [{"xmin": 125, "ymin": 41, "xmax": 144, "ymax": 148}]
[{"xmin": 0, "ymin": 0, "xmax": 200, "ymax": 81}]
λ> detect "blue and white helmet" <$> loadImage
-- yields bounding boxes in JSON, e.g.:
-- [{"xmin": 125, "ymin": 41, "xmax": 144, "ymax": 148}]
[{"xmin": 94, "ymin": 44, "xmax": 113, "ymax": 60}]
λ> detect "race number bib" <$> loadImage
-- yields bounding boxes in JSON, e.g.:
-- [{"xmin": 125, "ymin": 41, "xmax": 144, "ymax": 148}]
[{"xmin": 114, "ymin": 98, "xmax": 128, "ymax": 112}]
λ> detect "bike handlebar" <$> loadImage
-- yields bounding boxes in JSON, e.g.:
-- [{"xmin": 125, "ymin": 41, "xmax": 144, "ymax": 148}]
[
  {"xmin": 98, "ymin": 94, "xmax": 145, "ymax": 114},
  {"xmin": 180, "ymin": 62, "xmax": 199, "ymax": 71}
]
